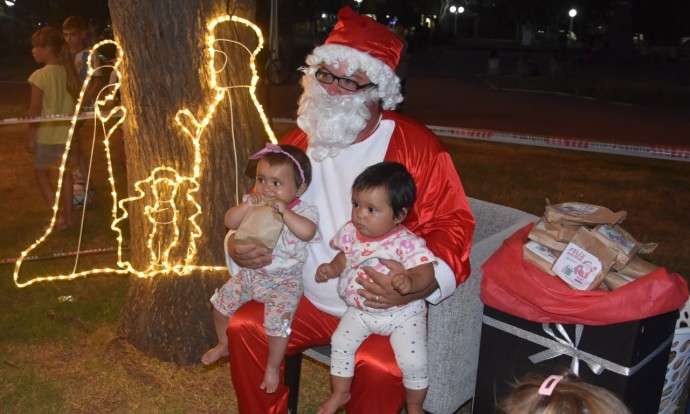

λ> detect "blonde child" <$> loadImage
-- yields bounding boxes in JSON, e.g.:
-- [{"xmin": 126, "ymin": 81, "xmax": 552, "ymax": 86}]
[
  {"xmin": 498, "ymin": 370, "xmax": 632, "ymax": 414},
  {"xmin": 27, "ymin": 27, "xmax": 81, "ymax": 231},
  {"xmin": 315, "ymin": 162, "xmax": 437, "ymax": 414},
  {"xmin": 203, "ymin": 144, "xmax": 319, "ymax": 394}
]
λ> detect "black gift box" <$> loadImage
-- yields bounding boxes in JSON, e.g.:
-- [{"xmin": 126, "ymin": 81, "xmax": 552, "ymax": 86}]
[{"xmin": 473, "ymin": 306, "xmax": 678, "ymax": 414}]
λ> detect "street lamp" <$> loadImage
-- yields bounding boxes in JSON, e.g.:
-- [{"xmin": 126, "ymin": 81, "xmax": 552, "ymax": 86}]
[
  {"xmin": 568, "ymin": 8, "xmax": 577, "ymax": 43},
  {"xmin": 355, "ymin": 0, "xmax": 362, "ymax": 12},
  {"xmin": 5, "ymin": 0, "xmax": 16, "ymax": 7},
  {"xmin": 449, "ymin": 5, "xmax": 464, "ymax": 36}
]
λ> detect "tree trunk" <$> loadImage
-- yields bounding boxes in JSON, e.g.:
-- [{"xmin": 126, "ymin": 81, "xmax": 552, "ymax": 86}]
[{"xmin": 109, "ymin": 0, "xmax": 268, "ymax": 364}]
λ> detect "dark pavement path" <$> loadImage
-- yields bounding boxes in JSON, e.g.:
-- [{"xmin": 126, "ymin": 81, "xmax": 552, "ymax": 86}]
[
  {"xmin": 4, "ymin": 51, "xmax": 689, "ymax": 148},
  {"xmin": 259, "ymin": 51, "xmax": 690, "ymax": 148}
]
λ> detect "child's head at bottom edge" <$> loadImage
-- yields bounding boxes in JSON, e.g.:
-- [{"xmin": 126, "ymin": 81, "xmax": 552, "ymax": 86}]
[{"xmin": 497, "ymin": 370, "xmax": 632, "ymax": 414}]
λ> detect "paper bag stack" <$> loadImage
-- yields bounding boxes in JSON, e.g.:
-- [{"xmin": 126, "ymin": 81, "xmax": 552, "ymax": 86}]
[{"xmin": 524, "ymin": 200, "xmax": 659, "ymax": 290}]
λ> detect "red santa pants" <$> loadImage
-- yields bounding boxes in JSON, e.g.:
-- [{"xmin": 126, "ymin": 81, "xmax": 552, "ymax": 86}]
[{"xmin": 227, "ymin": 296, "xmax": 406, "ymax": 413}]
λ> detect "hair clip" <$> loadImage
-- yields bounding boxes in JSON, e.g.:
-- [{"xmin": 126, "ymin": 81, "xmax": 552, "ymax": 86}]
[{"xmin": 538, "ymin": 375, "xmax": 564, "ymax": 396}]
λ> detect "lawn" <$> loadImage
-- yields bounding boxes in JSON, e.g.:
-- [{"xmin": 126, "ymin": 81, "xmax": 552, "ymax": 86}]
[
  {"xmin": 2, "ymin": 118, "xmax": 688, "ymax": 412},
  {"xmin": 1, "ymin": 69, "xmax": 688, "ymax": 412}
]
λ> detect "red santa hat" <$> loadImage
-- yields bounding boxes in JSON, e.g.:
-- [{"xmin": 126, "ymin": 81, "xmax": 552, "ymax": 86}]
[{"xmin": 305, "ymin": 6, "xmax": 404, "ymax": 110}]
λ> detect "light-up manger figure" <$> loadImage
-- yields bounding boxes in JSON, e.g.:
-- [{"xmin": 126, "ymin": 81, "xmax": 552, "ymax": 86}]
[{"xmin": 14, "ymin": 15, "xmax": 279, "ymax": 287}]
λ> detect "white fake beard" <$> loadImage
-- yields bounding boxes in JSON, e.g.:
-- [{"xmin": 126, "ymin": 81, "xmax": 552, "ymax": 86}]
[{"xmin": 296, "ymin": 75, "xmax": 378, "ymax": 161}]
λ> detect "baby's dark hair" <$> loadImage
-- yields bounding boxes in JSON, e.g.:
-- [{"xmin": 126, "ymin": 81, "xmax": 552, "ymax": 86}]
[
  {"xmin": 352, "ymin": 162, "xmax": 416, "ymax": 220},
  {"xmin": 497, "ymin": 370, "xmax": 631, "ymax": 414},
  {"xmin": 260, "ymin": 144, "xmax": 312, "ymax": 188}
]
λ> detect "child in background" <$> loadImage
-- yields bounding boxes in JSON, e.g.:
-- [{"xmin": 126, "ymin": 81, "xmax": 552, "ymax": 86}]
[
  {"xmin": 315, "ymin": 162, "xmax": 437, "ymax": 414},
  {"xmin": 62, "ymin": 16, "xmax": 106, "ymax": 207},
  {"xmin": 27, "ymin": 27, "xmax": 81, "ymax": 231},
  {"xmin": 203, "ymin": 144, "xmax": 319, "ymax": 394},
  {"xmin": 62, "ymin": 16, "xmax": 104, "ymax": 100},
  {"xmin": 497, "ymin": 371, "xmax": 632, "ymax": 414}
]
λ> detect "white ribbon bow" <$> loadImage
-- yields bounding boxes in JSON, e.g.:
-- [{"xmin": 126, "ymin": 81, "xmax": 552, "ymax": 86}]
[{"xmin": 482, "ymin": 315, "xmax": 672, "ymax": 377}]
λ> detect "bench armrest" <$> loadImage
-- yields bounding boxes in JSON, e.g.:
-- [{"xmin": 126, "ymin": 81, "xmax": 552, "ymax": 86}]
[{"xmin": 424, "ymin": 199, "xmax": 537, "ymax": 413}]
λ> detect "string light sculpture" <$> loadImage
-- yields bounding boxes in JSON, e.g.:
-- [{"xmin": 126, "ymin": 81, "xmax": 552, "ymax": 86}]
[
  {"xmin": 14, "ymin": 39, "xmax": 130, "ymax": 287},
  {"xmin": 112, "ymin": 166, "xmax": 203, "ymax": 278},
  {"xmin": 14, "ymin": 15, "xmax": 280, "ymax": 287}
]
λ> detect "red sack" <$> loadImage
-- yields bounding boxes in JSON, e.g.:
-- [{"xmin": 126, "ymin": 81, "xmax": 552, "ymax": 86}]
[{"xmin": 480, "ymin": 223, "xmax": 689, "ymax": 325}]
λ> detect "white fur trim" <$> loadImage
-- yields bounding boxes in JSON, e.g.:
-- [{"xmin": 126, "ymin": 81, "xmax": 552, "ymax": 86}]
[{"xmin": 306, "ymin": 44, "xmax": 403, "ymax": 110}]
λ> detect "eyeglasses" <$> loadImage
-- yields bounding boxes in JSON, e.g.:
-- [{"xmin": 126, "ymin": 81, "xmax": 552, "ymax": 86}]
[{"xmin": 314, "ymin": 69, "xmax": 376, "ymax": 92}]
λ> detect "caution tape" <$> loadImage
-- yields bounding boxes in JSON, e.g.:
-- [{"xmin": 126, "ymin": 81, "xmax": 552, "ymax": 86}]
[
  {"xmin": 0, "ymin": 246, "xmax": 123, "ymax": 265},
  {"xmin": 0, "ymin": 110, "xmax": 119, "ymax": 126},
  {"xmin": 8, "ymin": 114, "xmax": 685, "ymax": 161},
  {"xmin": 272, "ymin": 117, "xmax": 690, "ymax": 162}
]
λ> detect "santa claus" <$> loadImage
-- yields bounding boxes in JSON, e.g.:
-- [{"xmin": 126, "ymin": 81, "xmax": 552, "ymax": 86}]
[{"xmin": 225, "ymin": 6, "xmax": 475, "ymax": 413}]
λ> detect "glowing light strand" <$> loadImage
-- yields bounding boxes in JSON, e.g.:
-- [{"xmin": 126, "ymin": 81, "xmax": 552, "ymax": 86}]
[
  {"xmin": 14, "ymin": 39, "xmax": 129, "ymax": 287},
  {"xmin": 206, "ymin": 15, "xmax": 277, "ymax": 144},
  {"xmin": 14, "ymin": 16, "xmax": 279, "ymax": 287},
  {"xmin": 112, "ymin": 166, "xmax": 202, "ymax": 277}
]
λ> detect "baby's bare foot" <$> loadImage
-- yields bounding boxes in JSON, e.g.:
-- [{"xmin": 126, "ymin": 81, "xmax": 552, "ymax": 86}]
[
  {"xmin": 316, "ymin": 392, "xmax": 351, "ymax": 414},
  {"xmin": 201, "ymin": 343, "xmax": 229, "ymax": 365},
  {"xmin": 260, "ymin": 366, "xmax": 280, "ymax": 393}
]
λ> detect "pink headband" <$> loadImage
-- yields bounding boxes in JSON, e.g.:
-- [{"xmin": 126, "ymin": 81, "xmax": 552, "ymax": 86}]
[
  {"xmin": 538, "ymin": 375, "xmax": 564, "ymax": 396},
  {"xmin": 249, "ymin": 144, "xmax": 306, "ymax": 185}
]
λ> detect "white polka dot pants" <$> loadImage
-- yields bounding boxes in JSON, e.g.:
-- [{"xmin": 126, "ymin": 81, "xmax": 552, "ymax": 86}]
[{"xmin": 330, "ymin": 304, "xmax": 429, "ymax": 390}]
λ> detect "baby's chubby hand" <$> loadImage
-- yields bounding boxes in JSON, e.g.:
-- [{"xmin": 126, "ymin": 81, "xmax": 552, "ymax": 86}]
[
  {"xmin": 243, "ymin": 193, "xmax": 263, "ymax": 206},
  {"xmin": 315, "ymin": 263, "xmax": 337, "ymax": 283},
  {"xmin": 271, "ymin": 199, "xmax": 287, "ymax": 214},
  {"xmin": 391, "ymin": 273, "xmax": 413, "ymax": 295}
]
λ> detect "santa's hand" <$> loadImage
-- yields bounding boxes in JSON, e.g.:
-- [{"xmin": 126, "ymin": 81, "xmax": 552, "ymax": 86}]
[
  {"xmin": 357, "ymin": 259, "xmax": 408, "ymax": 309},
  {"xmin": 227, "ymin": 234, "xmax": 271, "ymax": 269}
]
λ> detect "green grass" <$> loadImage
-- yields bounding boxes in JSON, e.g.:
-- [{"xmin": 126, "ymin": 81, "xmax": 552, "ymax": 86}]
[
  {"xmin": 446, "ymin": 138, "xmax": 690, "ymax": 278},
  {"xmin": 1, "ymin": 76, "xmax": 687, "ymax": 413},
  {"xmin": 8, "ymin": 135, "xmax": 687, "ymax": 412},
  {"xmin": 0, "ymin": 371, "xmax": 66, "ymax": 414}
]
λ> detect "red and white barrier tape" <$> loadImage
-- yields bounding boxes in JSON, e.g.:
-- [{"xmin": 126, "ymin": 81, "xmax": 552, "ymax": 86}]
[
  {"xmin": 429, "ymin": 125, "xmax": 690, "ymax": 161},
  {"xmin": 272, "ymin": 117, "xmax": 690, "ymax": 162},
  {"xmin": 7, "ymin": 115, "xmax": 685, "ymax": 161},
  {"xmin": 0, "ymin": 246, "xmax": 123, "ymax": 265},
  {"xmin": 0, "ymin": 110, "xmax": 115, "ymax": 125}
]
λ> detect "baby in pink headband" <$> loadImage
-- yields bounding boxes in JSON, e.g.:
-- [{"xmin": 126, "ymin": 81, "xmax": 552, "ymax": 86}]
[{"xmin": 202, "ymin": 144, "xmax": 319, "ymax": 394}]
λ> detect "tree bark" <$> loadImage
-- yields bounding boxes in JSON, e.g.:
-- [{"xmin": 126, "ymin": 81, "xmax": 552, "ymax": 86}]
[{"xmin": 109, "ymin": 0, "xmax": 267, "ymax": 364}]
